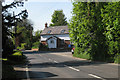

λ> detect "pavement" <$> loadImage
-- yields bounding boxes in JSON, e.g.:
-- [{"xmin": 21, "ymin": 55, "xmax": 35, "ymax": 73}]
[{"xmin": 14, "ymin": 51, "xmax": 119, "ymax": 80}]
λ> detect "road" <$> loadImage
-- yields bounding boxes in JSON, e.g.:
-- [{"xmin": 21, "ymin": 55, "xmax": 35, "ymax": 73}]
[{"xmin": 14, "ymin": 51, "xmax": 119, "ymax": 80}]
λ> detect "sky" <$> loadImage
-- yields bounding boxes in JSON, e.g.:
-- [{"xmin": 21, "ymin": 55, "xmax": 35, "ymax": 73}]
[{"xmin": 3, "ymin": 0, "xmax": 73, "ymax": 31}]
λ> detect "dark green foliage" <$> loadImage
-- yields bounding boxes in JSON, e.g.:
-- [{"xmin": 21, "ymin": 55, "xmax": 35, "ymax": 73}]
[
  {"xmin": 32, "ymin": 42, "xmax": 40, "ymax": 49},
  {"xmin": 69, "ymin": 1, "xmax": 120, "ymax": 63},
  {"xmin": 101, "ymin": 2, "xmax": 120, "ymax": 62},
  {"xmin": 2, "ymin": 1, "xmax": 28, "ymax": 57},
  {"xmin": 2, "ymin": 64, "xmax": 17, "ymax": 79},
  {"xmin": 39, "ymin": 43, "xmax": 49, "ymax": 51},
  {"xmin": 50, "ymin": 10, "xmax": 67, "ymax": 26},
  {"xmin": 16, "ymin": 19, "xmax": 33, "ymax": 49},
  {"xmin": 3, "ymin": 51, "xmax": 27, "ymax": 66},
  {"xmin": 32, "ymin": 30, "xmax": 42, "ymax": 43},
  {"xmin": 32, "ymin": 30, "xmax": 42, "ymax": 49},
  {"xmin": 2, "ymin": 38, "xmax": 15, "ymax": 58}
]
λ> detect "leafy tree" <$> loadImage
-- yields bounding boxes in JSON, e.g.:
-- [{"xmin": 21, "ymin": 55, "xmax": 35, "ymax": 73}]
[
  {"xmin": 101, "ymin": 2, "xmax": 120, "ymax": 62},
  {"xmin": 69, "ymin": 1, "xmax": 120, "ymax": 63},
  {"xmin": 14, "ymin": 19, "xmax": 33, "ymax": 49},
  {"xmin": 32, "ymin": 30, "xmax": 42, "ymax": 43},
  {"xmin": 50, "ymin": 10, "xmax": 67, "ymax": 26},
  {"xmin": 32, "ymin": 30, "xmax": 42, "ymax": 49},
  {"xmin": 2, "ymin": 1, "xmax": 28, "ymax": 57},
  {"xmin": 69, "ymin": 2, "xmax": 109, "ymax": 61}
]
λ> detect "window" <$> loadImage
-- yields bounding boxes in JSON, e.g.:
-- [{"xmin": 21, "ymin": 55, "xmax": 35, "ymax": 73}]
[
  {"xmin": 50, "ymin": 40, "xmax": 54, "ymax": 44},
  {"xmin": 61, "ymin": 30, "xmax": 65, "ymax": 33},
  {"xmin": 61, "ymin": 39, "xmax": 64, "ymax": 44},
  {"xmin": 47, "ymin": 30, "xmax": 51, "ymax": 34}
]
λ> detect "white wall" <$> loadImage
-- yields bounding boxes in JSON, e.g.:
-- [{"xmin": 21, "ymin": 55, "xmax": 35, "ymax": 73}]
[{"xmin": 41, "ymin": 34, "xmax": 70, "ymax": 41}]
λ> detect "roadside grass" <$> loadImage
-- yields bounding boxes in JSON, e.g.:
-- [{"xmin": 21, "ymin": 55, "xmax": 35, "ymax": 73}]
[
  {"xmin": 73, "ymin": 50, "xmax": 120, "ymax": 64},
  {"xmin": 2, "ymin": 50, "xmax": 29, "ymax": 80},
  {"xmin": 6, "ymin": 50, "xmax": 28, "ymax": 65},
  {"xmin": 114, "ymin": 55, "xmax": 120, "ymax": 64},
  {"xmin": 73, "ymin": 52, "xmax": 90, "ymax": 60}
]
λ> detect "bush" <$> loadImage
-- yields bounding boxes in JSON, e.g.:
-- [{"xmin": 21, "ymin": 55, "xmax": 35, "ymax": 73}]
[
  {"xmin": 2, "ymin": 38, "xmax": 15, "ymax": 58},
  {"xmin": 32, "ymin": 41, "xmax": 40, "ymax": 49},
  {"xmin": 17, "ymin": 43, "xmax": 26, "ymax": 50},
  {"xmin": 7, "ymin": 51, "xmax": 26, "ymax": 62},
  {"xmin": 114, "ymin": 54, "xmax": 120, "ymax": 64},
  {"xmin": 74, "ymin": 49, "xmax": 90, "ymax": 60},
  {"xmin": 39, "ymin": 43, "xmax": 49, "ymax": 51}
]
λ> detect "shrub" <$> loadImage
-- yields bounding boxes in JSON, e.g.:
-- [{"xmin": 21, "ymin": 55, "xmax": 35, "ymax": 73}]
[
  {"xmin": 114, "ymin": 54, "xmax": 120, "ymax": 64},
  {"xmin": 39, "ymin": 43, "xmax": 49, "ymax": 51},
  {"xmin": 17, "ymin": 43, "xmax": 26, "ymax": 50},
  {"xmin": 7, "ymin": 51, "xmax": 26, "ymax": 62},
  {"xmin": 32, "ymin": 41, "xmax": 40, "ymax": 49}
]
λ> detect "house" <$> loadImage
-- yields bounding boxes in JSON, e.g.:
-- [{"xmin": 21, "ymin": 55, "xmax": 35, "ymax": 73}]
[{"xmin": 40, "ymin": 23, "xmax": 70, "ymax": 49}]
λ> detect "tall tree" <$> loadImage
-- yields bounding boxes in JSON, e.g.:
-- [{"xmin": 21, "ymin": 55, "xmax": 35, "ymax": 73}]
[
  {"xmin": 101, "ymin": 2, "xmax": 120, "ymax": 63},
  {"xmin": 14, "ymin": 19, "xmax": 33, "ymax": 49},
  {"xmin": 2, "ymin": 1, "xmax": 28, "ymax": 57},
  {"xmin": 50, "ymin": 10, "xmax": 67, "ymax": 26},
  {"xmin": 69, "ymin": 2, "xmax": 108, "ymax": 61},
  {"xmin": 69, "ymin": 1, "xmax": 120, "ymax": 63},
  {"xmin": 32, "ymin": 30, "xmax": 42, "ymax": 43}
]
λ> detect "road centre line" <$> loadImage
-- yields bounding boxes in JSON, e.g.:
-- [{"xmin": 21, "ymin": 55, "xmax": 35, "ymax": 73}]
[
  {"xmin": 68, "ymin": 66, "xmax": 80, "ymax": 72},
  {"xmin": 64, "ymin": 65, "xmax": 80, "ymax": 72},
  {"xmin": 45, "ymin": 57, "xmax": 80, "ymax": 72},
  {"xmin": 26, "ymin": 65, "xmax": 30, "ymax": 80},
  {"xmin": 88, "ymin": 74, "xmax": 106, "ymax": 80},
  {"xmin": 54, "ymin": 60, "xmax": 58, "ymax": 63}
]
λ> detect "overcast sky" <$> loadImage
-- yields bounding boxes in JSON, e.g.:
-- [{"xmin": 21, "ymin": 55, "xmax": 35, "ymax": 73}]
[{"xmin": 3, "ymin": 0, "xmax": 73, "ymax": 31}]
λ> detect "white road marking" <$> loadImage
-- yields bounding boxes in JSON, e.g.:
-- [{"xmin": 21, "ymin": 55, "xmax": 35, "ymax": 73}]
[
  {"xmin": 68, "ymin": 67, "xmax": 80, "ymax": 72},
  {"xmin": 54, "ymin": 61, "xmax": 58, "ymax": 63},
  {"xmin": 88, "ymin": 74, "xmax": 106, "ymax": 80},
  {"xmin": 26, "ymin": 65, "xmax": 30, "ymax": 80}
]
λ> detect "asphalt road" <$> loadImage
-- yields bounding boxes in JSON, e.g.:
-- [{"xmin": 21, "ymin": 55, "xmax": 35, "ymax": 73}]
[{"xmin": 14, "ymin": 51, "xmax": 119, "ymax": 80}]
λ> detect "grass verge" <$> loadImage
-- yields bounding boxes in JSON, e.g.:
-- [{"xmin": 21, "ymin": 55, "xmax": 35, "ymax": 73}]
[
  {"xmin": 2, "ymin": 50, "xmax": 28, "ymax": 80},
  {"xmin": 73, "ymin": 52, "xmax": 90, "ymax": 60}
]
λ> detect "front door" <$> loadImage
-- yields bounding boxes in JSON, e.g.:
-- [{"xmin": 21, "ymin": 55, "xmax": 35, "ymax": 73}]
[{"xmin": 47, "ymin": 38, "xmax": 57, "ymax": 48}]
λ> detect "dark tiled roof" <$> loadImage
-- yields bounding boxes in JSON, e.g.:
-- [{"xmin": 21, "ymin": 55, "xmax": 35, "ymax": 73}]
[{"xmin": 41, "ymin": 26, "xmax": 69, "ymax": 35}]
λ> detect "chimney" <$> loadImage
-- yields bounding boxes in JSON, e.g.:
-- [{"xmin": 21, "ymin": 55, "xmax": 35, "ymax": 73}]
[{"xmin": 45, "ymin": 23, "xmax": 48, "ymax": 28}]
